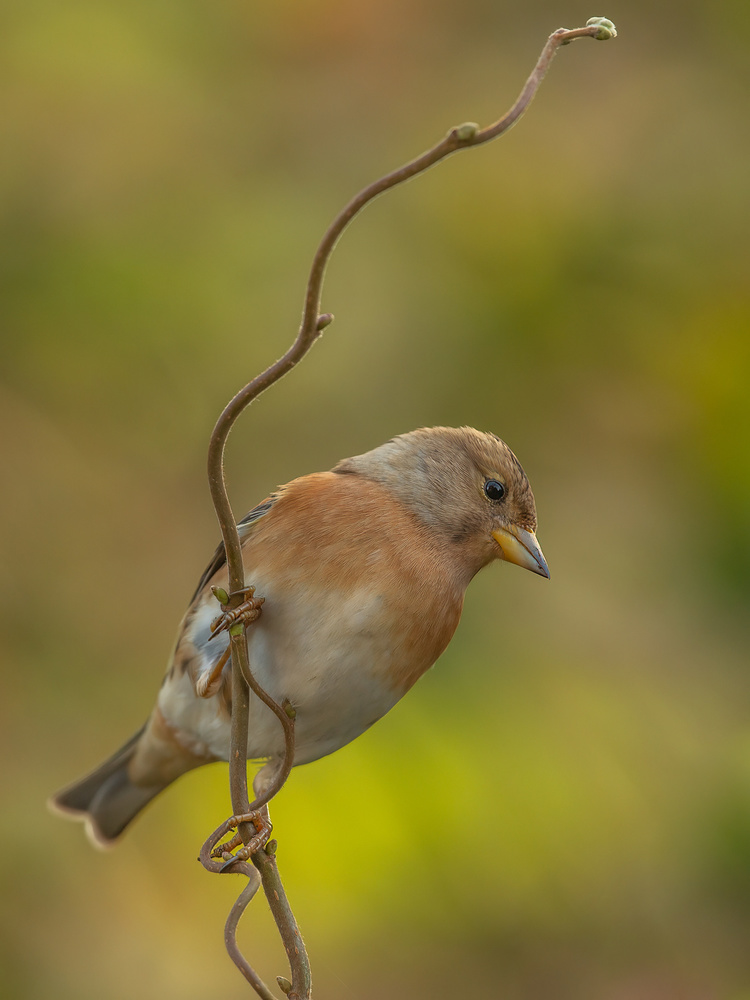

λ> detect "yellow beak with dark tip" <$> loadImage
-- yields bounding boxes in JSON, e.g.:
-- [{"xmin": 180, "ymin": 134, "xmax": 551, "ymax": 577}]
[{"xmin": 492, "ymin": 526, "xmax": 550, "ymax": 579}]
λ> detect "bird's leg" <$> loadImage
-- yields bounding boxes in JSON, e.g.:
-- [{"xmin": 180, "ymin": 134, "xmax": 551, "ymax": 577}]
[
  {"xmin": 195, "ymin": 644, "xmax": 232, "ymax": 698},
  {"xmin": 214, "ymin": 807, "xmax": 273, "ymax": 870},
  {"xmin": 212, "ymin": 761, "xmax": 282, "ymax": 865},
  {"xmin": 209, "ymin": 585, "xmax": 265, "ymax": 640}
]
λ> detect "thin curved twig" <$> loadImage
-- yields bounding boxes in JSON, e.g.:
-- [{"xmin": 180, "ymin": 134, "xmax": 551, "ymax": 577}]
[
  {"xmin": 202, "ymin": 18, "xmax": 616, "ymax": 998},
  {"xmin": 224, "ymin": 872, "xmax": 279, "ymax": 1000}
]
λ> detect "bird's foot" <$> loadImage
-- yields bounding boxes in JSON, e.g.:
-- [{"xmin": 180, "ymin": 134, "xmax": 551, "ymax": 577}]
[
  {"xmin": 209, "ymin": 585, "xmax": 265, "ymax": 640},
  {"xmin": 195, "ymin": 645, "xmax": 231, "ymax": 698},
  {"xmin": 212, "ymin": 810, "xmax": 272, "ymax": 871}
]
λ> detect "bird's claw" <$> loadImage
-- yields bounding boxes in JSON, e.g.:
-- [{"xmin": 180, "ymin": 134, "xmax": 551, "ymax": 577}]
[
  {"xmin": 209, "ymin": 585, "xmax": 265, "ymax": 640},
  {"xmin": 212, "ymin": 810, "xmax": 272, "ymax": 871},
  {"xmin": 212, "ymin": 830, "xmax": 244, "ymax": 857}
]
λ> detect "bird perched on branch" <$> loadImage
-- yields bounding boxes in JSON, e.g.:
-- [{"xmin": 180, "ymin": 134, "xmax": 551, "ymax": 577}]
[{"xmin": 51, "ymin": 426, "xmax": 548, "ymax": 847}]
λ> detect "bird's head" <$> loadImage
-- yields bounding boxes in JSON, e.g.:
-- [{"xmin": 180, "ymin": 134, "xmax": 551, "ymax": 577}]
[{"xmin": 334, "ymin": 426, "xmax": 549, "ymax": 582}]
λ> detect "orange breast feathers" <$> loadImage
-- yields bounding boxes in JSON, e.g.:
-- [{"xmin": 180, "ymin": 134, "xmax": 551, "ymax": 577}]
[{"xmin": 227, "ymin": 472, "xmax": 467, "ymax": 693}]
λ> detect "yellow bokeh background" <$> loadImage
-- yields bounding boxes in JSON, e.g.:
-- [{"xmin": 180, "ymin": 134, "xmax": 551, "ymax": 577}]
[{"xmin": 2, "ymin": 1, "xmax": 750, "ymax": 997}]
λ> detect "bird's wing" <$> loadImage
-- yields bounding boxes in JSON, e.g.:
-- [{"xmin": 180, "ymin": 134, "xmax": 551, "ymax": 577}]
[{"xmin": 188, "ymin": 495, "xmax": 278, "ymax": 602}]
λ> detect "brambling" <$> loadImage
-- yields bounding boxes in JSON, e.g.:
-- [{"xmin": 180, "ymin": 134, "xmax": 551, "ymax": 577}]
[{"xmin": 51, "ymin": 426, "xmax": 548, "ymax": 847}]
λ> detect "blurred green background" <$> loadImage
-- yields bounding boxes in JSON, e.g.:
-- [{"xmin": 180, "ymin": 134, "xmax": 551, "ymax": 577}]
[{"xmin": 2, "ymin": 1, "xmax": 749, "ymax": 997}]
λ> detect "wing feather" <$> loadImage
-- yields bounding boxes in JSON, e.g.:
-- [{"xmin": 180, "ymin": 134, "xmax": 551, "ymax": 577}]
[{"xmin": 188, "ymin": 496, "xmax": 277, "ymax": 602}]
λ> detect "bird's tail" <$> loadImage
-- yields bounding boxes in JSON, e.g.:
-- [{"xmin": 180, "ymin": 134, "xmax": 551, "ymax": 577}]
[{"xmin": 49, "ymin": 725, "xmax": 166, "ymax": 849}]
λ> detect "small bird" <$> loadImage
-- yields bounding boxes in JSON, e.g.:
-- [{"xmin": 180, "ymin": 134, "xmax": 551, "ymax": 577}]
[{"xmin": 51, "ymin": 426, "xmax": 549, "ymax": 847}]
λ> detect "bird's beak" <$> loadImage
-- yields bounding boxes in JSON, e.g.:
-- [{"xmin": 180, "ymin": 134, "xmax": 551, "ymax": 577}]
[{"xmin": 491, "ymin": 526, "xmax": 550, "ymax": 579}]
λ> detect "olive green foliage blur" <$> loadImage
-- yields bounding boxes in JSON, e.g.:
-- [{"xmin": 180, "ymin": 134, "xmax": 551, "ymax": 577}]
[{"xmin": 2, "ymin": 1, "xmax": 749, "ymax": 998}]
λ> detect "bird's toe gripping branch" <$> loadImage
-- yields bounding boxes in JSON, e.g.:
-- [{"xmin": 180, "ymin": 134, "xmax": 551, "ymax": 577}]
[
  {"xmin": 209, "ymin": 585, "xmax": 265, "ymax": 640},
  {"xmin": 213, "ymin": 810, "xmax": 273, "ymax": 871}
]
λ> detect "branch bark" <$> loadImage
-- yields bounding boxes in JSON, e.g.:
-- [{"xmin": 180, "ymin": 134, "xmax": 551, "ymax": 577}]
[{"xmin": 199, "ymin": 18, "xmax": 616, "ymax": 998}]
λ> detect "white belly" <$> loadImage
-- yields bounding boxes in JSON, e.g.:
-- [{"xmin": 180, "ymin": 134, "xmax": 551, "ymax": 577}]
[{"xmin": 158, "ymin": 576, "xmax": 408, "ymax": 767}]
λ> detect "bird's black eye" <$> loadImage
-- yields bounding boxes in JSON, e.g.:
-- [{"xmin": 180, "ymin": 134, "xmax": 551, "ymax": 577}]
[{"xmin": 484, "ymin": 479, "xmax": 506, "ymax": 502}]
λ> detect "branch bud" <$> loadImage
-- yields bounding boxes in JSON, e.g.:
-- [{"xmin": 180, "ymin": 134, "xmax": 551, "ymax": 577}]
[
  {"xmin": 211, "ymin": 585, "xmax": 229, "ymax": 605},
  {"xmin": 265, "ymin": 838, "xmax": 278, "ymax": 855},
  {"xmin": 453, "ymin": 122, "xmax": 479, "ymax": 142},
  {"xmin": 277, "ymin": 976, "xmax": 292, "ymax": 995},
  {"xmin": 316, "ymin": 312, "xmax": 334, "ymax": 331},
  {"xmin": 586, "ymin": 16, "xmax": 617, "ymax": 40}
]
